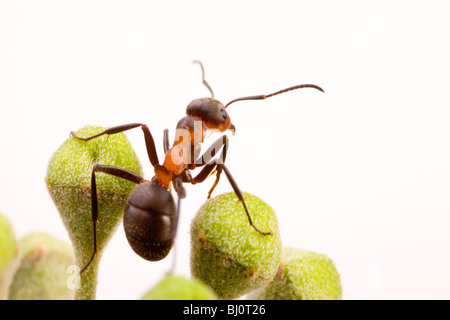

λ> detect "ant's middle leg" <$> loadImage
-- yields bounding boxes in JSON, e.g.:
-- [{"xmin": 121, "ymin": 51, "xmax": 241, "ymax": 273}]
[
  {"xmin": 71, "ymin": 123, "xmax": 160, "ymax": 168},
  {"xmin": 80, "ymin": 164, "xmax": 145, "ymax": 274}
]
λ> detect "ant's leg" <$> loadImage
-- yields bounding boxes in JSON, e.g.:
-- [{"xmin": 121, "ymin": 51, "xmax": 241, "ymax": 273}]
[
  {"xmin": 184, "ymin": 161, "xmax": 220, "ymax": 199},
  {"xmin": 71, "ymin": 123, "xmax": 160, "ymax": 168},
  {"xmin": 163, "ymin": 129, "xmax": 172, "ymax": 192},
  {"xmin": 184, "ymin": 162, "xmax": 271, "ymax": 236},
  {"xmin": 163, "ymin": 129, "xmax": 170, "ymax": 155},
  {"xmin": 168, "ymin": 176, "xmax": 186, "ymax": 274},
  {"xmin": 184, "ymin": 162, "xmax": 215, "ymax": 184},
  {"xmin": 205, "ymin": 135, "xmax": 228, "ymax": 198},
  {"xmin": 193, "ymin": 135, "xmax": 229, "ymax": 167},
  {"xmin": 192, "ymin": 135, "xmax": 229, "ymax": 198},
  {"xmin": 184, "ymin": 135, "xmax": 228, "ymax": 192},
  {"xmin": 80, "ymin": 164, "xmax": 145, "ymax": 274},
  {"xmin": 218, "ymin": 164, "xmax": 272, "ymax": 236}
]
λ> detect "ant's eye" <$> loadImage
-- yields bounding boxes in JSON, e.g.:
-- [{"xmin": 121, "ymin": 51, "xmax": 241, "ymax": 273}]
[{"xmin": 220, "ymin": 109, "xmax": 228, "ymax": 120}]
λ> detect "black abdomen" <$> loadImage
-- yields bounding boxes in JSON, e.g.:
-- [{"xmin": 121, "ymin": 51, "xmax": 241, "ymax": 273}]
[{"xmin": 123, "ymin": 182, "xmax": 176, "ymax": 261}]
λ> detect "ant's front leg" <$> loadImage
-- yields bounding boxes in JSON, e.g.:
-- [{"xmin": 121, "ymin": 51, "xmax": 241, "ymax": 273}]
[
  {"xmin": 80, "ymin": 164, "xmax": 145, "ymax": 274},
  {"xmin": 191, "ymin": 135, "xmax": 229, "ymax": 198},
  {"xmin": 219, "ymin": 164, "xmax": 272, "ymax": 236},
  {"xmin": 183, "ymin": 162, "xmax": 272, "ymax": 236},
  {"xmin": 163, "ymin": 129, "xmax": 170, "ymax": 155},
  {"xmin": 71, "ymin": 123, "xmax": 160, "ymax": 168}
]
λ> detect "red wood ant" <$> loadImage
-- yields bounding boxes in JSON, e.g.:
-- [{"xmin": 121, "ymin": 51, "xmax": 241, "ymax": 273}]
[{"xmin": 70, "ymin": 61, "xmax": 324, "ymax": 273}]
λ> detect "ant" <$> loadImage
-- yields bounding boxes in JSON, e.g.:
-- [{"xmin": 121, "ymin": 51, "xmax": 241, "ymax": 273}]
[{"xmin": 70, "ymin": 61, "xmax": 324, "ymax": 274}]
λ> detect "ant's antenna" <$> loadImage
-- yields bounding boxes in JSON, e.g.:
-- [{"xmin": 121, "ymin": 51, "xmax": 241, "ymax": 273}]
[
  {"xmin": 225, "ymin": 84, "xmax": 324, "ymax": 108},
  {"xmin": 193, "ymin": 60, "xmax": 214, "ymax": 98}
]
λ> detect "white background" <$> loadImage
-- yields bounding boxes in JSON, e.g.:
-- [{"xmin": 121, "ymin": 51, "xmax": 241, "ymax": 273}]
[{"xmin": 1, "ymin": 1, "xmax": 449, "ymax": 300}]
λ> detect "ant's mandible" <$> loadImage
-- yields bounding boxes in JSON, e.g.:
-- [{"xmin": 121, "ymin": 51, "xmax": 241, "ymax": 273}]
[{"xmin": 70, "ymin": 61, "xmax": 324, "ymax": 273}]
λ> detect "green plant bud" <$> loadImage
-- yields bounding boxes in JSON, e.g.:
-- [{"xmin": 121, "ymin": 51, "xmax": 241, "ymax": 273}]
[
  {"xmin": 8, "ymin": 232, "xmax": 74, "ymax": 300},
  {"xmin": 246, "ymin": 247, "xmax": 342, "ymax": 300},
  {"xmin": 142, "ymin": 275, "xmax": 217, "ymax": 300},
  {"xmin": 0, "ymin": 212, "xmax": 19, "ymax": 299},
  {"xmin": 190, "ymin": 192, "xmax": 281, "ymax": 300},
  {"xmin": 46, "ymin": 125, "xmax": 143, "ymax": 300}
]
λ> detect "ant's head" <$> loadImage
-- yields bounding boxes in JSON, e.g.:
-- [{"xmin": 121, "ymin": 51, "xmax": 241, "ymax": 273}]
[
  {"xmin": 186, "ymin": 98, "xmax": 235, "ymax": 134},
  {"xmin": 190, "ymin": 60, "xmax": 324, "ymax": 135}
]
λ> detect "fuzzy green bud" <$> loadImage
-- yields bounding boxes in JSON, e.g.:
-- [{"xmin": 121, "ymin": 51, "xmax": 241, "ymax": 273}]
[
  {"xmin": 46, "ymin": 125, "xmax": 143, "ymax": 299},
  {"xmin": 190, "ymin": 192, "xmax": 281, "ymax": 300},
  {"xmin": 0, "ymin": 212, "xmax": 19, "ymax": 299},
  {"xmin": 8, "ymin": 233, "xmax": 74, "ymax": 300},
  {"xmin": 142, "ymin": 275, "xmax": 217, "ymax": 300},
  {"xmin": 247, "ymin": 247, "xmax": 342, "ymax": 300}
]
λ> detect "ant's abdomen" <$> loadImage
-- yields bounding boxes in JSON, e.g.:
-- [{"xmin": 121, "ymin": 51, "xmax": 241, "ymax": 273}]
[{"xmin": 123, "ymin": 182, "xmax": 176, "ymax": 261}]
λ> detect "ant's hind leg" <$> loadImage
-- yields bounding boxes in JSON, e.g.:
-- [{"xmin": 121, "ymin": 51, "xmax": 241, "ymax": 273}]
[{"xmin": 80, "ymin": 164, "xmax": 144, "ymax": 274}]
